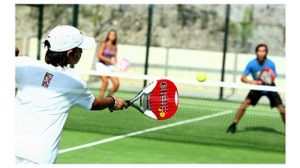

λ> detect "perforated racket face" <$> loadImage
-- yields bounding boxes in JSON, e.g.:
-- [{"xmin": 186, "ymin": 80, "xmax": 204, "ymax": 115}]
[
  {"xmin": 146, "ymin": 79, "xmax": 179, "ymax": 120},
  {"xmin": 258, "ymin": 68, "xmax": 275, "ymax": 85}
]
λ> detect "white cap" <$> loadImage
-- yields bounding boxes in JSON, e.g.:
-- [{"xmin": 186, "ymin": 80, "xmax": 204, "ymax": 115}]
[{"xmin": 46, "ymin": 25, "xmax": 95, "ymax": 52}]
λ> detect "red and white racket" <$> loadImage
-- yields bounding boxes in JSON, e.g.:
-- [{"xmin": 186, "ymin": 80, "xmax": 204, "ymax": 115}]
[
  {"xmin": 257, "ymin": 68, "xmax": 276, "ymax": 85},
  {"xmin": 126, "ymin": 79, "xmax": 179, "ymax": 120}
]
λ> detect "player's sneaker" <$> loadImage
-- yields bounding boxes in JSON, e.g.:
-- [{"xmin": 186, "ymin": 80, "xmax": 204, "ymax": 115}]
[{"xmin": 227, "ymin": 123, "xmax": 237, "ymax": 133}]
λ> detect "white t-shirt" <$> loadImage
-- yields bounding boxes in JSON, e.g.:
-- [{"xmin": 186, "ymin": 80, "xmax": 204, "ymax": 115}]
[{"xmin": 15, "ymin": 56, "xmax": 95, "ymax": 163}]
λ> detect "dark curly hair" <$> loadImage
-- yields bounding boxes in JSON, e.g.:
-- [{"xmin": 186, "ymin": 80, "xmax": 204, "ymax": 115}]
[
  {"xmin": 255, "ymin": 44, "xmax": 268, "ymax": 55},
  {"xmin": 44, "ymin": 40, "xmax": 69, "ymax": 67}
]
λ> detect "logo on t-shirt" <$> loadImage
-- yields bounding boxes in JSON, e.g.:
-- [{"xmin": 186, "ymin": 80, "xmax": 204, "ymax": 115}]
[{"xmin": 41, "ymin": 72, "xmax": 54, "ymax": 88}]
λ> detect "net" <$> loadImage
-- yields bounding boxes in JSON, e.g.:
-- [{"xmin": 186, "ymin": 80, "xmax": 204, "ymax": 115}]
[{"xmin": 64, "ymin": 70, "xmax": 285, "ymax": 153}]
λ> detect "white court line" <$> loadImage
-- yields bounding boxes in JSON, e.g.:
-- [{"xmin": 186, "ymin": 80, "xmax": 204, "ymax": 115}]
[{"xmin": 59, "ymin": 110, "xmax": 233, "ymax": 154}]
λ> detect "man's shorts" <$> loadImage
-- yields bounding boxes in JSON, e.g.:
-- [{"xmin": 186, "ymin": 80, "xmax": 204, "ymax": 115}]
[{"xmin": 246, "ymin": 90, "xmax": 283, "ymax": 108}]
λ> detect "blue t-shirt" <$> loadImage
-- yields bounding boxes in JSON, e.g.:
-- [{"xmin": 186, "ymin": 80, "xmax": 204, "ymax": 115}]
[{"xmin": 243, "ymin": 58, "xmax": 277, "ymax": 80}]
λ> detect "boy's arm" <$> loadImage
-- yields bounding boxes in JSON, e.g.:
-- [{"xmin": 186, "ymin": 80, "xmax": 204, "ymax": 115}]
[{"xmin": 91, "ymin": 96, "xmax": 128, "ymax": 111}]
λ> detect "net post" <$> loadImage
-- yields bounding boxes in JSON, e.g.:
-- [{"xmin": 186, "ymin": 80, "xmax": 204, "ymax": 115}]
[
  {"xmin": 219, "ymin": 4, "xmax": 231, "ymax": 100},
  {"xmin": 143, "ymin": 4, "xmax": 154, "ymax": 87}
]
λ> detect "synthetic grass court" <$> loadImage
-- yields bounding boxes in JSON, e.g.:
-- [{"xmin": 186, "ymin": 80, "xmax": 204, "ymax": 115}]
[{"xmin": 57, "ymin": 90, "xmax": 285, "ymax": 163}]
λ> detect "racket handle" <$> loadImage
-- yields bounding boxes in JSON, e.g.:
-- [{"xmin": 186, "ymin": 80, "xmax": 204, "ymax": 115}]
[
  {"xmin": 125, "ymin": 100, "xmax": 132, "ymax": 106},
  {"xmin": 109, "ymin": 100, "xmax": 131, "ymax": 112}
]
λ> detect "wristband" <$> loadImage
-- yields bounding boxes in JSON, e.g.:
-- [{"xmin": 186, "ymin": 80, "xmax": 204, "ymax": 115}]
[{"xmin": 107, "ymin": 96, "xmax": 116, "ymax": 112}]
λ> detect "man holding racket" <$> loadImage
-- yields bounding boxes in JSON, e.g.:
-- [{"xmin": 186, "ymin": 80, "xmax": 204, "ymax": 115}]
[
  {"xmin": 227, "ymin": 44, "xmax": 285, "ymax": 134},
  {"xmin": 15, "ymin": 25, "xmax": 128, "ymax": 164}
]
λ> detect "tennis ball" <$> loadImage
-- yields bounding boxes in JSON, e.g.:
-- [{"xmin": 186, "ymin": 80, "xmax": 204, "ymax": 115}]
[{"xmin": 197, "ymin": 72, "xmax": 207, "ymax": 82}]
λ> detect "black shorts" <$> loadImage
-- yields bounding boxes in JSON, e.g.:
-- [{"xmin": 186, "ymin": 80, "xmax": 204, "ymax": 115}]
[{"xmin": 246, "ymin": 90, "xmax": 283, "ymax": 108}]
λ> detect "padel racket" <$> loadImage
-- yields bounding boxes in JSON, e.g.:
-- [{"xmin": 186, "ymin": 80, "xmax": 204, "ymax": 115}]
[
  {"xmin": 117, "ymin": 57, "xmax": 131, "ymax": 72},
  {"xmin": 126, "ymin": 79, "xmax": 179, "ymax": 120},
  {"xmin": 257, "ymin": 68, "xmax": 276, "ymax": 85}
]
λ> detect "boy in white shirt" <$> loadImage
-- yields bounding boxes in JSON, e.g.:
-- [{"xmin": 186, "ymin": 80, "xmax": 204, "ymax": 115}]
[{"xmin": 15, "ymin": 25, "xmax": 128, "ymax": 164}]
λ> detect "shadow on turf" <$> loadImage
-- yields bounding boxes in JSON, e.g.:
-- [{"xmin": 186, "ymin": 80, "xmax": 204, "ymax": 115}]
[{"xmin": 237, "ymin": 126, "xmax": 285, "ymax": 135}]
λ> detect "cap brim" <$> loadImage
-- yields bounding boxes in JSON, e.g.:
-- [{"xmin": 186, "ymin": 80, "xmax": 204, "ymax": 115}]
[{"xmin": 78, "ymin": 36, "xmax": 96, "ymax": 50}]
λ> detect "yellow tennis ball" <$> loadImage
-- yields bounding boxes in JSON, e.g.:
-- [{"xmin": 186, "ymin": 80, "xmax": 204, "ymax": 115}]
[{"xmin": 197, "ymin": 72, "xmax": 207, "ymax": 82}]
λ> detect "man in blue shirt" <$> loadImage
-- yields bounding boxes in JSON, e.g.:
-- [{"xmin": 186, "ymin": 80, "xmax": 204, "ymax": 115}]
[{"xmin": 227, "ymin": 44, "xmax": 285, "ymax": 133}]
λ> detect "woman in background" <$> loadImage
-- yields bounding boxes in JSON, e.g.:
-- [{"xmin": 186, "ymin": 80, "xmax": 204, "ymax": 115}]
[{"xmin": 96, "ymin": 30, "xmax": 120, "ymax": 97}]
